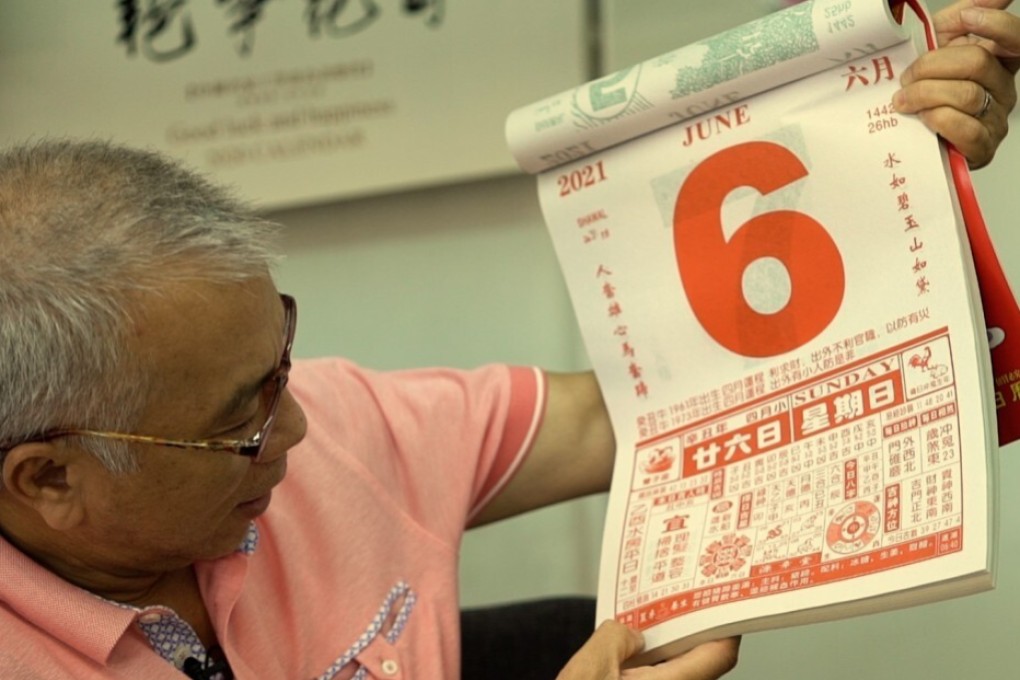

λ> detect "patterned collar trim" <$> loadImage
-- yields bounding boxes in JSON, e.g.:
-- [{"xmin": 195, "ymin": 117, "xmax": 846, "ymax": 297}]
[{"xmin": 238, "ymin": 522, "xmax": 258, "ymax": 555}]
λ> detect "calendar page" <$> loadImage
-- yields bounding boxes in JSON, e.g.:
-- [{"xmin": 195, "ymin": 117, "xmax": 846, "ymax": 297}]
[{"xmin": 506, "ymin": 0, "xmax": 1002, "ymax": 665}]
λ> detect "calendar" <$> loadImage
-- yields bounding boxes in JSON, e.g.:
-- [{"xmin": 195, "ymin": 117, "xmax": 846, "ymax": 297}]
[{"xmin": 506, "ymin": 0, "xmax": 1008, "ymax": 664}]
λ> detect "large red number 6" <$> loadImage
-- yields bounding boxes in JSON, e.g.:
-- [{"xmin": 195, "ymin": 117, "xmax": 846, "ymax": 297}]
[{"xmin": 674, "ymin": 141, "xmax": 845, "ymax": 358}]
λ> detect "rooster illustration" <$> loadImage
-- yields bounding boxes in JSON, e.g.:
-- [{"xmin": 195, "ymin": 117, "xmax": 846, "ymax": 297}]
[
  {"xmin": 908, "ymin": 346, "xmax": 932, "ymax": 371},
  {"xmin": 908, "ymin": 345, "xmax": 948, "ymax": 378}
]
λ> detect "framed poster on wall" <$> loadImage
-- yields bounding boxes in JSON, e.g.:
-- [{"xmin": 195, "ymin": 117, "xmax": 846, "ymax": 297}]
[{"xmin": 0, "ymin": 1, "xmax": 587, "ymax": 209}]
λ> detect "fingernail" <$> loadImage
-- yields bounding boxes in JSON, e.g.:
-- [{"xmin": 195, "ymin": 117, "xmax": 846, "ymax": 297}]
[
  {"xmin": 961, "ymin": 8, "xmax": 983, "ymax": 26},
  {"xmin": 892, "ymin": 90, "xmax": 906, "ymax": 111}
]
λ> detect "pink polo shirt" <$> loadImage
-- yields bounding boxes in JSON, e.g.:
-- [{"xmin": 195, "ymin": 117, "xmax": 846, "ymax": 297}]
[{"xmin": 0, "ymin": 359, "xmax": 546, "ymax": 679}]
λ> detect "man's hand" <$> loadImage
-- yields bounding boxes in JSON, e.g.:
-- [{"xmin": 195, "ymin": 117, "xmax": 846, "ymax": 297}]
[
  {"xmin": 894, "ymin": 0, "xmax": 1020, "ymax": 168},
  {"xmin": 556, "ymin": 621, "xmax": 740, "ymax": 680}
]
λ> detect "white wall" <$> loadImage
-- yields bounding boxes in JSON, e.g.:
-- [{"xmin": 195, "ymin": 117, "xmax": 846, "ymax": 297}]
[{"xmin": 268, "ymin": 1, "xmax": 1020, "ymax": 676}]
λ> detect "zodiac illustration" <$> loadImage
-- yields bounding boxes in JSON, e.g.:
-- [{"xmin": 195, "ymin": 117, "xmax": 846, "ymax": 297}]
[
  {"xmin": 643, "ymin": 446, "xmax": 676, "ymax": 474},
  {"xmin": 908, "ymin": 345, "xmax": 948, "ymax": 378},
  {"xmin": 825, "ymin": 501, "xmax": 880, "ymax": 554}
]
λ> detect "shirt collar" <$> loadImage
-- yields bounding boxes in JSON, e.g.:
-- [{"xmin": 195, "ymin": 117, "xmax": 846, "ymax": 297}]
[{"xmin": 0, "ymin": 522, "xmax": 260, "ymax": 666}]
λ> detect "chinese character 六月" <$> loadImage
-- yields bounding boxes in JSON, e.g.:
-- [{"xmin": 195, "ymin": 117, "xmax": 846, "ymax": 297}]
[
  {"xmin": 843, "ymin": 56, "xmax": 895, "ymax": 90},
  {"xmin": 871, "ymin": 56, "xmax": 895, "ymax": 82},
  {"xmin": 843, "ymin": 63, "xmax": 871, "ymax": 89}
]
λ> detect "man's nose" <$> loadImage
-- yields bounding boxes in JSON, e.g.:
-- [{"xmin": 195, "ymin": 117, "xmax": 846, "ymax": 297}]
[{"xmin": 260, "ymin": 389, "xmax": 307, "ymax": 463}]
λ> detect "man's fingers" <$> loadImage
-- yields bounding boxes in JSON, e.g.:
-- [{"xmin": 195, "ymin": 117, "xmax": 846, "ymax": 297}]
[
  {"xmin": 556, "ymin": 621, "xmax": 645, "ymax": 680},
  {"xmin": 893, "ymin": 41, "xmax": 1013, "ymax": 168},
  {"xmin": 935, "ymin": 0, "xmax": 1020, "ymax": 70},
  {"xmin": 920, "ymin": 105, "xmax": 1000, "ymax": 168},
  {"xmin": 935, "ymin": 1, "xmax": 1015, "ymax": 49},
  {"xmin": 962, "ymin": 1, "xmax": 1020, "ymax": 64},
  {"xmin": 898, "ymin": 43, "xmax": 1016, "ymax": 110},
  {"xmin": 673, "ymin": 637, "xmax": 741, "ymax": 679},
  {"xmin": 618, "ymin": 637, "xmax": 741, "ymax": 680}
]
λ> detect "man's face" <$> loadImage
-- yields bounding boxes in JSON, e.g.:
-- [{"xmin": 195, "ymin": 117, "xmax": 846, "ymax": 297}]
[{"xmin": 66, "ymin": 274, "xmax": 307, "ymax": 573}]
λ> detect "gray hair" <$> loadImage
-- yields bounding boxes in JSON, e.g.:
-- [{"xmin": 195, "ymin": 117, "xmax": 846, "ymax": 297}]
[{"xmin": 0, "ymin": 139, "xmax": 281, "ymax": 473}]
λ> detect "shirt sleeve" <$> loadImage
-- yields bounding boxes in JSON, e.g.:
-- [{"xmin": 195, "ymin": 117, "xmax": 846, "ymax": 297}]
[{"xmin": 287, "ymin": 358, "xmax": 547, "ymax": 542}]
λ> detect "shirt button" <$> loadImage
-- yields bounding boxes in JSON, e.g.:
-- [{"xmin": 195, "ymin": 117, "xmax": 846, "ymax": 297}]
[
  {"xmin": 172, "ymin": 645, "xmax": 192, "ymax": 666},
  {"xmin": 138, "ymin": 612, "xmax": 162, "ymax": 624},
  {"xmin": 381, "ymin": 659, "xmax": 399, "ymax": 675}
]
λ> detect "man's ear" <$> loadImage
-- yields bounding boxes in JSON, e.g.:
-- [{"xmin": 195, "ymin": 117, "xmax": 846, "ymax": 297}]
[{"xmin": 1, "ymin": 443, "xmax": 86, "ymax": 531}]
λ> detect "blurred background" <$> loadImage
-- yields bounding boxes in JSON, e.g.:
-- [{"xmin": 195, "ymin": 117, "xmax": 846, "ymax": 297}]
[{"xmin": 3, "ymin": 1, "xmax": 1017, "ymax": 677}]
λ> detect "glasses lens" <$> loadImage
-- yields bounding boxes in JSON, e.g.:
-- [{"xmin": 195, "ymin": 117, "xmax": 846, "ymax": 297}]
[
  {"xmin": 252, "ymin": 375, "xmax": 283, "ymax": 461},
  {"xmin": 252, "ymin": 295, "xmax": 296, "ymax": 461}
]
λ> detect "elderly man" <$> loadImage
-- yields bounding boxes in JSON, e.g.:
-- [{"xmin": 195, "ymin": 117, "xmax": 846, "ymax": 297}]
[{"xmin": 1, "ymin": 2, "xmax": 1018, "ymax": 678}]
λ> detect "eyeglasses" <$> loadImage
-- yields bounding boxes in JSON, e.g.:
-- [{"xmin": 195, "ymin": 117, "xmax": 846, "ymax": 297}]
[{"xmin": 2, "ymin": 294, "xmax": 297, "ymax": 464}]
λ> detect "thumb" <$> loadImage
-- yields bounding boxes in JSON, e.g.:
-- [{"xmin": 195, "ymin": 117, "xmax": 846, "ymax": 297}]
[{"xmin": 556, "ymin": 620, "xmax": 645, "ymax": 680}]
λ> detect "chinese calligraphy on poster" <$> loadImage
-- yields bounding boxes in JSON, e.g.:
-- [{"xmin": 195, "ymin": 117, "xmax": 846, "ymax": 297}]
[{"xmin": 1, "ymin": 1, "xmax": 586, "ymax": 209}]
